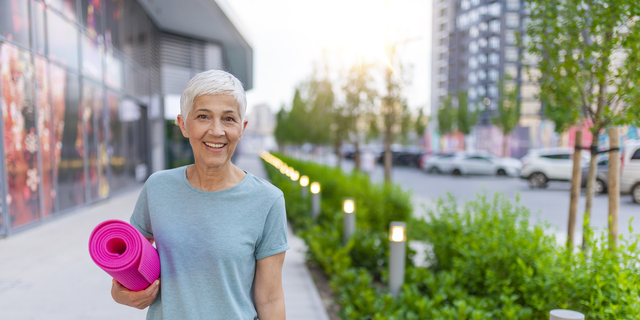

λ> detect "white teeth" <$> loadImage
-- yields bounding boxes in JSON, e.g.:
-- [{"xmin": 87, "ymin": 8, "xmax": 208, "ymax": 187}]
[{"xmin": 204, "ymin": 142, "xmax": 225, "ymax": 148}]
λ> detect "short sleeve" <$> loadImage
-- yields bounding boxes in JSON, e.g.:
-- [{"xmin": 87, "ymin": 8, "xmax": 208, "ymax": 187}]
[
  {"xmin": 255, "ymin": 195, "xmax": 289, "ymax": 260},
  {"xmin": 130, "ymin": 184, "xmax": 154, "ymax": 238}
]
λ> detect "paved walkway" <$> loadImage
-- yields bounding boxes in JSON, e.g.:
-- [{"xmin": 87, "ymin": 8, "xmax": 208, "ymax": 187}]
[{"xmin": 0, "ymin": 154, "xmax": 329, "ymax": 320}]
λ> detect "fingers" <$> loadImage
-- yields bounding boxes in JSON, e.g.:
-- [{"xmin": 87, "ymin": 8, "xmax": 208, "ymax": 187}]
[
  {"xmin": 144, "ymin": 279, "xmax": 160, "ymax": 296},
  {"xmin": 111, "ymin": 278, "xmax": 161, "ymax": 310}
]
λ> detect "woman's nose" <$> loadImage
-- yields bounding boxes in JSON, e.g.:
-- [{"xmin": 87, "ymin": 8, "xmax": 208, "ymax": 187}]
[{"xmin": 208, "ymin": 119, "xmax": 225, "ymax": 136}]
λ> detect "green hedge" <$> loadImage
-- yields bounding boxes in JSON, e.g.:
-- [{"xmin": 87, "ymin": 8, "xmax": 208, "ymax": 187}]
[{"xmin": 263, "ymin": 153, "xmax": 640, "ymax": 319}]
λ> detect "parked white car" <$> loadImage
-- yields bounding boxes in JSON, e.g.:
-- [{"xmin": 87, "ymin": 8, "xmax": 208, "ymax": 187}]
[
  {"xmin": 448, "ymin": 153, "xmax": 522, "ymax": 176},
  {"xmin": 621, "ymin": 140, "xmax": 640, "ymax": 203},
  {"xmin": 422, "ymin": 153, "xmax": 461, "ymax": 174},
  {"xmin": 520, "ymin": 148, "xmax": 590, "ymax": 188}
]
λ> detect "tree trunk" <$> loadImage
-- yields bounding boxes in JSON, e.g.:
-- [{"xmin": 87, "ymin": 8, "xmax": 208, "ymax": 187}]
[
  {"xmin": 608, "ymin": 127, "xmax": 620, "ymax": 250},
  {"xmin": 384, "ymin": 132, "xmax": 393, "ymax": 183},
  {"xmin": 354, "ymin": 140, "xmax": 361, "ymax": 171},
  {"xmin": 502, "ymin": 135, "xmax": 508, "ymax": 157},
  {"xmin": 582, "ymin": 130, "xmax": 600, "ymax": 250},
  {"xmin": 568, "ymin": 129, "xmax": 583, "ymax": 248},
  {"xmin": 335, "ymin": 138, "xmax": 343, "ymax": 170}
]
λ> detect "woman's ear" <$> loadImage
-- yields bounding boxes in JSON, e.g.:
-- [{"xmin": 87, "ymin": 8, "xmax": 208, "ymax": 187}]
[{"xmin": 177, "ymin": 114, "xmax": 189, "ymax": 138}]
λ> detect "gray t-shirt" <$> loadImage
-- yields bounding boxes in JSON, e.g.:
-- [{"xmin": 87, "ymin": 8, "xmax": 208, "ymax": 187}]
[{"xmin": 130, "ymin": 166, "xmax": 289, "ymax": 320}]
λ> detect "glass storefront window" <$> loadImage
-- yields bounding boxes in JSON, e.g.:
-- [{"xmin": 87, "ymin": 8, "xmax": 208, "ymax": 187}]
[
  {"xmin": 82, "ymin": 33, "xmax": 102, "ymax": 80},
  {"xmin": 82, "ymin": 81, "xmax": 107, "ymax": 201},
  {"xmin": 1, "ymin": 42, "xmax": 40, "ymax": 228},
  {"xmin": 105, "ymin": 0, "xmax": 123, "ymax": 50},
  {"xmin": 105, "ymin": 51, "xmax": 123, "ymax": 89},
  {"xmin": 47, "ymin": 9, "xmax": 79, "ymax": 70},
  {"xmin": 34, "ymin": 0, "xmax": 47, "ymax": 55},
  {"xmin": 50, "ymin": 64, "xmax": 84, "ymax": 211},
  {"xmin": 35, "ymin": 56, "xmax": 55, "ymax": 217},
  {"xmin": 0, "ymin": 0, "xmax": 31, "ymax": 48},
  {"xmin": 81, "ymin": 0, "xmax": 104, "ymax": 40},
  {"xmin": 45, "ymin": 0, "xmax": 78, "ymax": 22}
]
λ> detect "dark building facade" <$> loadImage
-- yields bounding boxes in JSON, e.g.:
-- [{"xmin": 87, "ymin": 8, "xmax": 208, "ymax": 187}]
[{"xmin": 0, "ymin": 0, "xmax": 252, "ymax": 236}]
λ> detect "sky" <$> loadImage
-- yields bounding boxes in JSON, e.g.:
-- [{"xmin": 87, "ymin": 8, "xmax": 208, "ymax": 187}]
[{"xmin": 222, "ymin": 0, "xmax": 433, "ymax": 116}]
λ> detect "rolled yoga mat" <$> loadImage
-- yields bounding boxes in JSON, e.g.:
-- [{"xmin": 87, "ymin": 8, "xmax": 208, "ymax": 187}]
[{"xmin": 89, "ymin": 219, "xmax": 160, "ymax": 291}]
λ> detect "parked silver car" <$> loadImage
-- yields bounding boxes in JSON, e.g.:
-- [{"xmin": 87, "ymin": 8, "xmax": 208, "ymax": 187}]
[
  {"xmin": 448, "ymin": 153, "xmax": 522, "ymax": 176},
  {"xmin": 422, "ymin": 153, "xmax": 461, "ymax": 174}
]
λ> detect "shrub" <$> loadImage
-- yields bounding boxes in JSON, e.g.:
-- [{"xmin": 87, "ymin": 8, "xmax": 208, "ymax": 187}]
[{"xmin": 262, "ymin": 153, "xmax": 640, "ymax": 319}]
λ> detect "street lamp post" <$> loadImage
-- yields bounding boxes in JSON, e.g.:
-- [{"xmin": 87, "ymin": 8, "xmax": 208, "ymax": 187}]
[
  {"xmin": 342, "ymin": 198, "xmax": 355, "ymax": 245},
  {"xmin": 389, "ymin": 221, "xmax": 406, "ymax": 298},
  {"xmin": 299, "ymin": 175, "xmax": 309, "ymax": 199},
  {"xmin": 310, "ymin": 182, "xmax": 321, "ymax": 219}
]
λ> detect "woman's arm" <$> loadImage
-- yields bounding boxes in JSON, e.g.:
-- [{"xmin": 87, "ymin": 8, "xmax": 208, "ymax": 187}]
[{"xmin": 254, "ymin": 251, "xmax": 286, "ymax": 320}]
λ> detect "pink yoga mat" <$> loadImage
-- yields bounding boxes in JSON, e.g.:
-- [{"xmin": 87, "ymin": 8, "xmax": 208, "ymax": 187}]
[{"xmin": 89, "ymin": 219, "xmax": 160, "ymax": 291}]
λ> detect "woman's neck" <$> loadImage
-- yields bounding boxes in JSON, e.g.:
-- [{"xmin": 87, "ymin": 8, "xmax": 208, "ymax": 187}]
[{"xmin": 186, "ymin": 162, "xmax": 246, "ymax": 192}]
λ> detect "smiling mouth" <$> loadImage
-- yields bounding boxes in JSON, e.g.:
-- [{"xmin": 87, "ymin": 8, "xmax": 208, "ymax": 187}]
[{"xmin": 204, "ymin": 142, "xmax": 226, "ymax": 149}]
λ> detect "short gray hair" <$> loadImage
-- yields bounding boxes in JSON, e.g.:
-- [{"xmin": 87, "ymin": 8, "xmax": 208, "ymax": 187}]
[{"xmin": 180, "ymin": 70, "xmax": 247, "ymax": 126}]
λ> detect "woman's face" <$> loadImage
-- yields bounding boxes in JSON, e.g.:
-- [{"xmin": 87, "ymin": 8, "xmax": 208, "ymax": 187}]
[{"xmin": 177, "ymin": 94, "xmax": 247, "ymax": 171}]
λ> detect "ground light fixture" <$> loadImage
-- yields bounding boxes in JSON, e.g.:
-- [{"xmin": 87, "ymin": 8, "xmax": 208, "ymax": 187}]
[
  {"xmin": 291, "ymin": 171, "xmax": 300, "ymax": 181},
  {"xmin": 389, "ymin": 221, "xmax": 406, "ymax": 298},
  {"xmin": 279, "ymin": 165, "xmax": 287, "ymax": 174},
  {"xmin": 300, "ymin": 175, "xmax": 310, "ymax": 199},
  {"xmin": 286, "ymin": 167, "xmax": 294, "ymax": 177},
  {"xmin": 342, "ymin": 198, "xmax": 356, "ymax": 245},
  {"xmin": 310, "ymin": 182, "xmax": 321, "ymax": 218},
  {"xmin": 549, "ymin": 310, "xmax": 585, "ymax": 320}
]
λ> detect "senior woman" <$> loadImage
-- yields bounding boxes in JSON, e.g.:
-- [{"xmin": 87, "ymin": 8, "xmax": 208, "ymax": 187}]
[{"xmin": 110, "ymin": 70, "xmax": 289, "ymax": 320}]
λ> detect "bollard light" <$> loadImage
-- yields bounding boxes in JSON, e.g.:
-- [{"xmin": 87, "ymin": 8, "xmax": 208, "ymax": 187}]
[
  {"xmin": 286, "ymin": 167, "xmax": 294, "ymax": 177},
  {"xmin": 343, "ymin": 198, "xmax": 355, "ymax": 214},
  {"xmin": 300, "ymin": 175, "xmax": 309, "ymax": 199},
  {"xmin": 280, "ymin": 165, "xmax": 287, "ymax": 174},
  {"xmin": 310, "ymin": 182, "xmax": 321, "ymax": 219},
  {"xmin": 549, "ymin": 310, "xmax": 585, "ymax": 320},
  {"xmin": 342, "ymin": 198, "xmax": 356, "ymax": 245},
  {"xmin": 389, "ymin": 221, "xmax": 406, "ymax": 298},
  {"xmin": 310, "ymin": 182, "xmax": 320, "ymax": 194},
  {"xmin": 390, "ymin": 225, "xmax": 406, "ymax": 242},
  {"xmin": 300, "ymin": 175, "xmax": 309, "ymax": 187},
  {"xmin": 291, "ymin": 171, "xmax": 300, "ymax": 181}
]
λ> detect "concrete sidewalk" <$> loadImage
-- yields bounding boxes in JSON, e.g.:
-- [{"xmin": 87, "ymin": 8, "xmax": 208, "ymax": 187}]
[{"xmin": 0, "ymin": 154, "xmax": 329, "ymax": 320}]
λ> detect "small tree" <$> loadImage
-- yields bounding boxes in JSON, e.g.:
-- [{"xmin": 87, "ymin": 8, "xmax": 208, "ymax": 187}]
[
  {"xmin": 306, "ymin": 77, "xmax": 334, "ymax": 146},
  {"xmin": 415, "ymin": 107, "xmax": 428, "ymax": 146},
  {"xmin": 456, "ymin": 90, "xmax": 478, "ymax": 150},
  {"xmin": 526, "ymin": 0, "xmax": 640, "ymax": 248},
  {"xmin": 274, "ymin": 106, "xmax": 289, "ymax": 153},
  {"xmin": 343, "ymin": 61, "xmax": 377, "ymax": 170},
  {"xmin": 380, "ymin": 43, "xmax": 408, "ymax": 183},
  {"xmin": 289, "ymin": 89, "xmax": 309, "ymax": 146},
  {"xmin": 399, "ymin": 103, "xmax": 413, "ymax": 145},
  {"xmin": 437, "ymin": 95, "xmax": 456, "ymax": 151},
  {"xmin": 492, "ymin": 79, "xmax": 521, "ymax": 157}
]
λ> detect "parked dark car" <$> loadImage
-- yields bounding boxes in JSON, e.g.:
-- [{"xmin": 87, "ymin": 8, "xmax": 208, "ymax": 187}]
[{"xmin": 377, "ymin": 150, "xmax": 425, "ymax": 167}]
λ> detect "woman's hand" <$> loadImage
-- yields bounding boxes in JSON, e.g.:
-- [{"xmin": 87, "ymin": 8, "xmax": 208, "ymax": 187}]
[{"xmin": 111, "ymin": 278, "xmax": 160, "ymax": 309}]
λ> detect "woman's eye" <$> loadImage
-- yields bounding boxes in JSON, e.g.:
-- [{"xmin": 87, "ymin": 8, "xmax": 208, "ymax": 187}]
[
  {"xmin": 225, "ymin": 117, "xmax": 235, "ymax": 122},
  {"xmin": 197, "ymin": 115, "xmax": 207, "ymax": 119}
]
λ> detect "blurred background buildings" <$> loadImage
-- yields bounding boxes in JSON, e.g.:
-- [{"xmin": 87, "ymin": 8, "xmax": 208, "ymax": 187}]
[
  {"xmin": 431, "ymin": 0, "xmax": 540, "ymax": 158},
  {"xmin": 0, "ymin": 0, "xmax": 251, "ymax": 236}
]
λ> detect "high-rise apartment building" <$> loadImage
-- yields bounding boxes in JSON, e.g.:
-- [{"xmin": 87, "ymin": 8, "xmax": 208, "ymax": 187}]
[{"xmin": 431, "ymin": 0, "xmax": 544, "ymax": 156}]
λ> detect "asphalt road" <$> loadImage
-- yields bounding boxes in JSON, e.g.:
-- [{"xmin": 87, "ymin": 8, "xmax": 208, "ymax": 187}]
[{"xmin": 340, "ymin": 160, "xmax": 640, "ymax": 243}]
